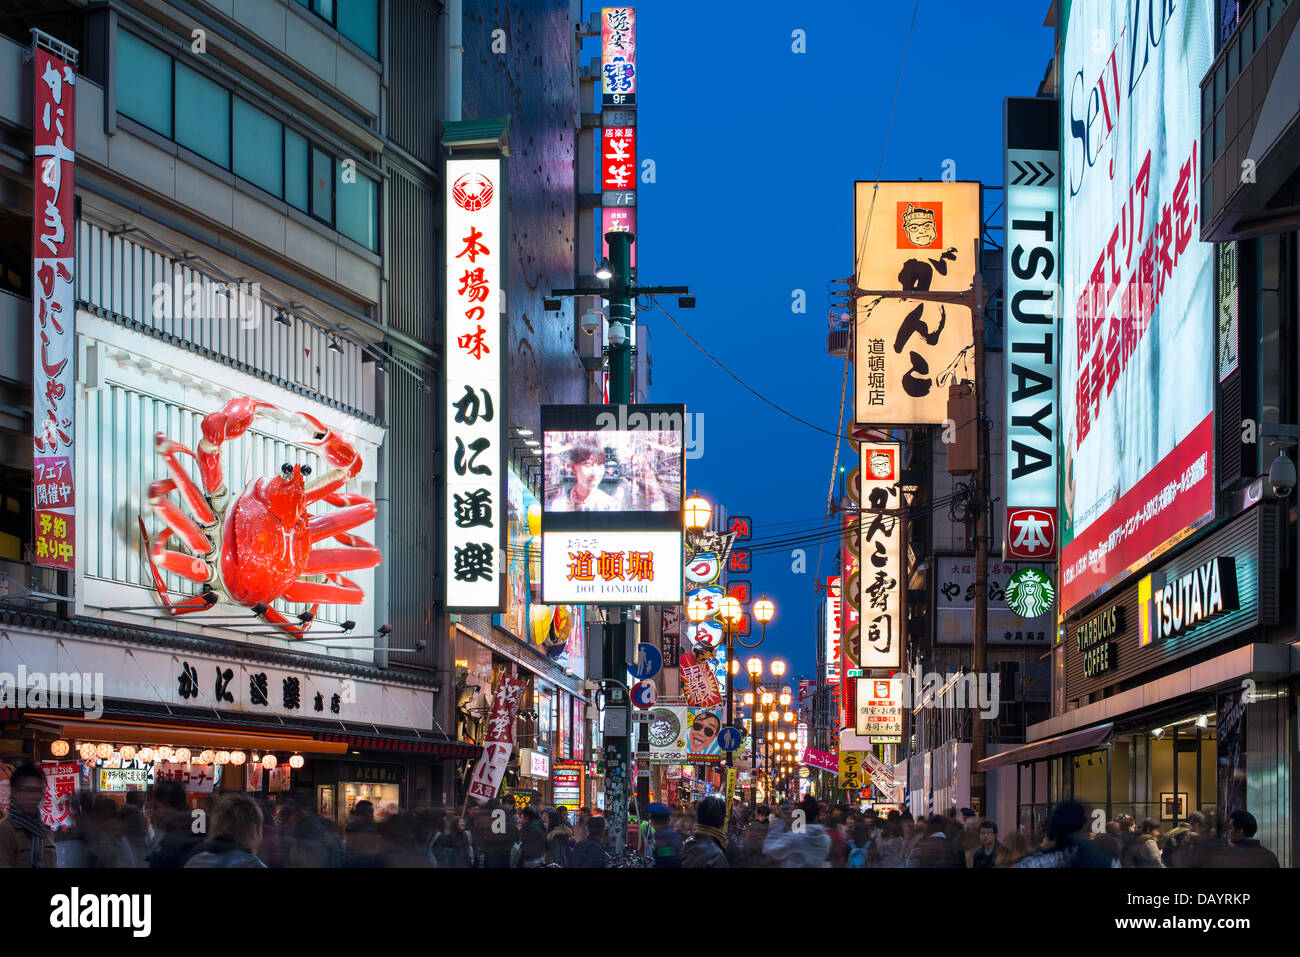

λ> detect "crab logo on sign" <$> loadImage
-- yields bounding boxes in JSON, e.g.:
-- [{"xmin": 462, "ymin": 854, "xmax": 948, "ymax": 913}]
[
  {"xmin": 452, "ymin": 172, "xmax": 494, "ymax": 212},
  {"xmin": 1006, "ymin": 507, "xmax": 1056, "ymax": 560}
]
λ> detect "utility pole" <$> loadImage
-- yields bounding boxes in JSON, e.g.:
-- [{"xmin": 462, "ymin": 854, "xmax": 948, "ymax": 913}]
[
  {"xmin": 970, "ymin": 270, "xmax": 988, "ymax": 816},
  {"xmin": 551, "ymin": 230, "xmax": 690, "ymax": 857}
]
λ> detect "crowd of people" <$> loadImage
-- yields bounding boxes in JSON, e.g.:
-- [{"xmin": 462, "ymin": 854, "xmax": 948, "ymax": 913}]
[{"xmin": 0, "ymin": 762, "xmax": 1282, "ymax": 868}]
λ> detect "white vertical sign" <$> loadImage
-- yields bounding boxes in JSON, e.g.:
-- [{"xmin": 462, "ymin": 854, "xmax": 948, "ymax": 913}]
[
  {"xmin": 445, "ymin": 158, "xmax": 504, "ymax": 609},
  {"xmin": 858, "ymin": 442, "xmax": 903, "ymax": 668}
]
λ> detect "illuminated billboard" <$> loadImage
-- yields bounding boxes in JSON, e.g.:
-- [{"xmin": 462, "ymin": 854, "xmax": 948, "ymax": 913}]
[
  {"xmin": 445, "ymin": 156, "xmax": 505, "ymax": 611},
  {"xmin": 1059, "ymin": 0, "xmax": 1216, "ymax": 614},
  {"xmin": 540, "ymin": 404, "xmax": 684, "ymax": 605},
  {"xmin": 600, "ymin": 7, "xmax": 636, "ymax": 107},
  {"xmin": 857, "ymin": 442, "xmax": 902, "ymax": 669},
  {"xmin": 601, "ymin": 126, "xmax": 636, "ymax": 192},
  {"xmin": 853, "ymin": 182, "xmax": 980, "ymax": 426}
]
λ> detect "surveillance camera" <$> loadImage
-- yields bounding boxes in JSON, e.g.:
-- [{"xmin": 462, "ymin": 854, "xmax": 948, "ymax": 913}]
[
  {"xmin": 581, "ymin": 308, "xmax": 602, "ymax": 335},
  {"xmin": 1269, "ymin": 450, "xmax": 1296, "ymax": 499}
]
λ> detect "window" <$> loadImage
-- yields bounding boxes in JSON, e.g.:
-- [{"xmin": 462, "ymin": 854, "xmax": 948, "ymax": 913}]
[
  {"xmin": 174, "ymin": 62, "xmax": 231, "ymax": 168},
  {"xmin": 337, "ymin": 0, "xmax": 380, "ymax": 58},
  {"xmin": 233, "ymin": 98, "xmax": 283, "ymax": 197},
  {"xmin": 336, "ymin": 164, "xmax": 378, "ymax": 251},
  {"xmin": 285, "ymin": 129, "xmax": 310, "ymax": 212},
  {"xmin": 298, "ymin": 0, "xmax": 380, "ymax": 59},
  {"xmin": 116, "ymin": 32, "xmax": 173, "ymax": 137},
  {"xmin": 311, "ymin": 146, "xmax": 334, "ymax": 224}
]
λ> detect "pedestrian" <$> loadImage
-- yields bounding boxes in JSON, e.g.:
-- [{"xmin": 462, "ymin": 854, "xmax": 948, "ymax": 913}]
[
  {"xmin": 1124, "ymin": 819, "xmax": 1164, "ymax": 868},
  {"xmin": 645, "ymin": 802, "xmax": 683, "ymax": 867},
  {"xmin": 567, "ymin": 815, "xmax": 609, "ymax": 868},
  {"xmin": 846, "ymin": 823, "xmax": 872, "ymax": 868},
  {"xmin": 475, "ymin": 799, "xmax": 516, "ymax": 868},
  {"xmin": 743, "ymin": 804, "xmax": 773, "ymax": 867},
  {"xmin": 146, "ymin": 779, "xmax": 201, "ymax": 868},
  {"xmin": 967, "ymin": 820, "xmax": 1011, "ymax": 868},
  {"xmin": 448, "ymin": 814, "xmax": 477, "ymax": 868},
  {"xmin": 544, "ymin": 809, "xmax": 572, "ymax": 866},
  {"xmin": 0, "ymin": 763, "xmax": 56, "ymax": 868},
  {"xmin": 1002, "ymin": 828, "xmax": 1034, "ymax": 865},
  {"xmin": 344, "ymin": 799, "xmax": 383, "ymax": 867},
  {"xmin": 516, "ymin": 805, "xmax": 547, "ymax": 867},
  {"xmin": 1223, "ymin": 810, "xmax": 1280, "ymax": 867},
  {"xmin": 185, "ymin": 793, "xmax": 267, "ymax": 868},
  {"xmin": 906, "ymin": 815, "xmax": 965, "ymax": 868},
  {"xmin": 957, "ymin": 807, "xmax": 981, "ymax": 856},
  {"xmin": 870, "ymin": 813, "xmax": 908, "ymax": 868},
  {"xmin": 1014, "ymin": 801, "xmax": 1118, "ymax": 868},
  {"xmin": 680, "ymin": 796, "xmax": 729, "ymax": 868},
  {"xmin": 762, "ymin": 795, "xmax": 831, "ymax": 868},
  {"xmin": 826, "ymin": 810, "xmax": 849, "ymax": 867}
]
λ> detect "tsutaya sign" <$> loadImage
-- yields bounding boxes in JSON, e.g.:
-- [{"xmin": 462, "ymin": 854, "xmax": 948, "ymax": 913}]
[
  {"xmin": 1003, "ymin": 97, "xmax": 1060, "ymax": 561},
  {"xmin": 444, "ymin": 155, "xmax": 506, "ymax": 611},
  {"xmin": 1139, "ymin": 557, "xmax": 1239, "ymax": 646}
]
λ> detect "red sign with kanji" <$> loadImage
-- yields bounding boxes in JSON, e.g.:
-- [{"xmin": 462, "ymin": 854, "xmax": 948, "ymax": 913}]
[
  {"xmin": 32, "ymin": 47, "xmax": 76, "ymax": 571},
  {"xmin": 468, "ymin": 674, "xmax": 525, "ymax": 802},
  {"xmin": 601, "ymin": 126, "xmax": 636, "ymax": 191},
  {"xmin": 728, "ymin": 515, "xmax": 752, "ymax": 540},
  {"xmin": 728, "ymin": 549, "xmax": 751, "ymax": 573}
]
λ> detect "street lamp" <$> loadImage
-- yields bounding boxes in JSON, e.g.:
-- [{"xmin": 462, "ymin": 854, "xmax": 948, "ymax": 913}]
[{"xmin": 684, "ymin": 493, "xmax": 712, "ymax": 533}]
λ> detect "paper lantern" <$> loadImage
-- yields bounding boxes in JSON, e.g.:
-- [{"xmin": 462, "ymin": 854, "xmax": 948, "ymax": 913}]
[
  {"xmin": 95, "ymin": 742, "xmax": 114, "ymax": 760},
  {"xmin": 79, "ymin": 742, "xmax": 97, "ymax": 761},
  {"xmin": 49, "ymin": 739, "xmax": 70, "ymax": 757},
  {"xmin": 119, "ymin": 745, "xmax": 137, "ymax": 762},
  {"xmin": 199, "ymin": 750, "xmax": 215, "ymax": 765},
  {"xmin": 229, "ymin": 750, "xmax": 246, "ymax": 765},
  {"xmin": 288, "ymin": 754, "xmax": 304, "ymax": 769},
  {"xmin": 156, "ymin": 745, "xmax": 175, "ymax": 762},
  {"xmin": 261, "ymin": 754, "xmax": 277, "ymax": 770},
  {"xmin": 173, "ymin": 747, "xmax": 191, "ymax": 763},
  {"xmin": 138, "ymin": 747, "xmax": 155, "ymax": 763},
  {"xmin": 214, "ymin": 750, "xmax": 231, "ymax": 766}
]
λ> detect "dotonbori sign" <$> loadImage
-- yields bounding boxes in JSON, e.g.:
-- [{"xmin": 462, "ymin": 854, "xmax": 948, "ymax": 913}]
[
  {"xmin": 1139, "ymin": 557, "xmax": 1239, "ymax": 646},
  {"xmin": 1075, "ymin": 605, "xmax": 1125, "ymax": 678},
  {"xmin": 445, "ymin": 156, "xmax": 506, "ymax": 611},
  {"xmin": 1003, "ymin": 97, "xmax": 1060, "ymax": 562}
]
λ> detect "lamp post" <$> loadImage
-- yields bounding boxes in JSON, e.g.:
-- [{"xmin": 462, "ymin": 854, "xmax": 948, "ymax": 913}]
[{"xmin": 718, "ymin": 595, "xmax": 744, "ymax": 769}]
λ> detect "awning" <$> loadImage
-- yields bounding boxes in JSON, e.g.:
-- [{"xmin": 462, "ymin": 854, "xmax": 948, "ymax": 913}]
[
  {"xmin": 977, "ymin": 722, "xmax": 1114, "ymax": 771},
  {"xmin": 24, "ymin": 715, "xmax": 348, "ymax": 754},
  {"xmin": 316, "ymin": 732, "xmax": 480, "ymax": 759}
]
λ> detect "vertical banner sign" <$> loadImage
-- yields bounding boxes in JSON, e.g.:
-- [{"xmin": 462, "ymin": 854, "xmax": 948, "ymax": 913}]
[
  {"xmin": 840, "ymin": 511, "xmax": 861, "ymax": 725},
  {"xmin": 1004, "ymin": 97, "xmax": 1060, "ymax": 562},
  {"xmin": 445, "ymin": 157, "xmax": 505, "ymax": 610},
  {"xmin": 32, "ymin": 47, "xmax": 77, "ymax": 570},
  {"xmin": 39, "ymin": 761, "xmax": 79, "ymax": 829},
  {"xmin": 601, "ymin": 127, "xmax": 636, "ymax": 191},
  {"xmin": 853, "ymin": 182, "xmax": 980, "ymax": 426},
  {"xmin": 602, "ymin": 208, "xmax": 637, "ymax": 267},
  {"xmin": 468, "ymin": 675, "xmax": 526, "ymax": 802},
  {"xmin": 1059, "ymin": 0, "xmax": 1215, "ymax": 614},
  {"xmin": 858, "ymin": 443, "xmax": 902, "ymax": 668},
  {"xmin": 724, "ymin": 766, "xmax": 737, "ymax": 827},
  {"xmin": 825, "ymin": 576, "xmax": 842, "ymax": 686},
  {"xmin": 601, "ymin": 7, "xmax": 636, "ymax": 107}
]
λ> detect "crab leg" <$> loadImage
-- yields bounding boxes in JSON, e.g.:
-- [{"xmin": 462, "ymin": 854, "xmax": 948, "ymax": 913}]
[
  {"xmin": 259, "ymin": 604, "xmax": 315, "ymax": 639},
  {"xmin": 307, "ymin": 502, "xmax": 375, "ymax": 545},
  {"xmin": 148, "ymin": 480, "xmax": 214, "ymax": 555},
  {"xmin": 305, "ymin": 538, "xmax": 382, "ymax": 574},
  {"xmin": 136, "ymin": 517, "xmax": 215, "ymax": 615},
  {"xmin": 283, "ymin": 574, "xmax": 365, "ymax": 604},
  {"xmin": 197, "ymin": 397, "xmax": 278, "ymax": 495},
  {"xmin": 154, "ymin": 436, "xmax": 216, "ymax": 525}
]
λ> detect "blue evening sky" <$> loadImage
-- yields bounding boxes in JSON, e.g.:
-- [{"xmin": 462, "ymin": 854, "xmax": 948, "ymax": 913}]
[{"xmin": 581, "ymin": 1, "xmax": 1055, "ymax": 680}]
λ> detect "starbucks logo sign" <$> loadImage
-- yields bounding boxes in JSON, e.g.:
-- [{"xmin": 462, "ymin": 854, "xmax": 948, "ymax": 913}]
[{"xmin": 1006, "ymin": 567, "xmax": 1055, "ymax": 618}]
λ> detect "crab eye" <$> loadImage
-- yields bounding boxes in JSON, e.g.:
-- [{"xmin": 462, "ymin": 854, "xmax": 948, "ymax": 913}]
[
  {"xmin": 281, "ymin": 463, "xmax": 293, "ymax": 477},
  {"xmin": 301, "ymin": 465, "xmax": 312, "ymax": 477}
]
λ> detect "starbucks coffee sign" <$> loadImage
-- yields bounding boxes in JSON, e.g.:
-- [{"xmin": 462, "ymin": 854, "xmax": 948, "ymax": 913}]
[
  {"xmin": 1075, "ymin": 605, "xmax": 1124, "ymax": 678},
  {"xmin": 1139, "ymin": 557, "xmax": 1239, "ymax": 646}
]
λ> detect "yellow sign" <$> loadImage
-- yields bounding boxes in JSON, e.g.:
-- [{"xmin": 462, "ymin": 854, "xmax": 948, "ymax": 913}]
[
  {"xmin": 853, "ymin": 181, "xmax": 980, "ymax": 426},
  {"xmin": 838, "ymin": 750, "xmax": 868, "ymax": 791},
  {"xmin": 724, "ymin": 766, "xmax": 737, "ymax": 827}
]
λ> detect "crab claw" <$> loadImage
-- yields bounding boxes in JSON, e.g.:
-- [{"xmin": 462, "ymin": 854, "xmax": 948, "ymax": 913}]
[
  {"xmin": 298, "ymin": 411, "xmax": 363, "ymax": 487},
  {"xmin": 197, "ymin": 397, "xmax": 278, "ymax": 494}
]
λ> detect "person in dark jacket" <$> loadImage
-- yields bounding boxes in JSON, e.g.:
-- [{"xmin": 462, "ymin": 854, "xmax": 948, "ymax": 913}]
[
  {"xmin": 544, "ymin": 809, "xmax": 572, "ymax": 866},
  {"xmin": 1224, "ymin": 810, "xmax": 1280, "ymax": 867},
  {"xmin": 517, "ymin": 805, "xmax": 548, "ymax": 867},
  {"xmin": 146, "ymin": 780, "xmax": 202, "ymax": 868},
  {"xmin": 567, "ymin": 815, "xmax": 608, "ymax": 868},
  {"xmin": 184, "ymin": 793, "xmax": 267, "ymax": 868},
  {"xmin": 1013, "ymin": 801, "xmax": 1118, "ymax": 868},
  {"xmin": 475, "ymin": 799, "xmax": 517, "ymax": 868},
  {"xmin": 681, "ymin": 796, "xmax": 729, "ymax": 868},
  {"xmin": 645, "ymin": 802, "xmax": 683, "ymax": 867},
  {"xmin": 0, "ymin": 763, "xmax": 56, "ymax": 868}
]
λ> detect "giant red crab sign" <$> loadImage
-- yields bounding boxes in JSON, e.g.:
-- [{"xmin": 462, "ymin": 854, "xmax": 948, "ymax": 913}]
[{"xmin": 138, "ymin": 396, "xmax": 380, "ymax": 639}]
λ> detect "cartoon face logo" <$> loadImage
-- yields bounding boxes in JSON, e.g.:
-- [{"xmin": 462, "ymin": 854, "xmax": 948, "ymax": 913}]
[
  {"xmin": 868, "ymin": 450, "xmax": 893, "ymax": 479},
  {"xmin": 901, "ymin": 203, "xmax": 937, "ymax": 247}
]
